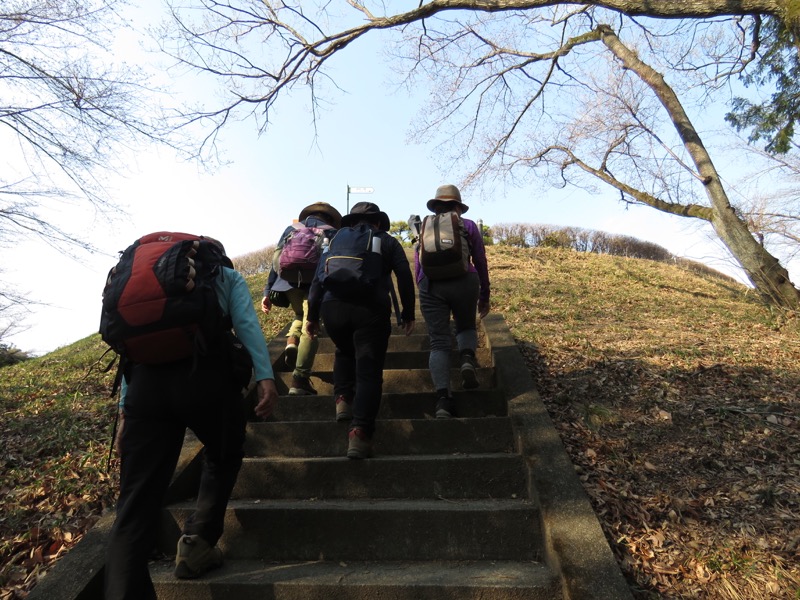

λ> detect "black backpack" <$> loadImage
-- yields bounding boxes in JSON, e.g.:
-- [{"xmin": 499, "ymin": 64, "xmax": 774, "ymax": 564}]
[
  {"xmin": 320, "ymin": 224, "xmax": 384, "ymax": 298},
  {"xmin": 99, "ymin": 231, "xmax": 231, "ymax": 364}
]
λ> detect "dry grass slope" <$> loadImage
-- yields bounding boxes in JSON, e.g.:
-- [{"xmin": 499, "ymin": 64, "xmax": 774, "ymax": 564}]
[
  {"xmin": 1, "ymin": 247, "xmax": 798, "ymax": 599},
  {"xmin": 492, "ymin": 245, "xmax": 800, "ymax": 599}
]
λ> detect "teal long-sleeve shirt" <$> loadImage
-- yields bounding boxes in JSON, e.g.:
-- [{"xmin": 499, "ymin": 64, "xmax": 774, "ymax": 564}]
[
  {"xmin": 120, "ymin": 266, "xmax": 273, "ymax": 405},
  {"xmin": 215, "ymin": 266, "xmax": 273, "ymax": 381}
]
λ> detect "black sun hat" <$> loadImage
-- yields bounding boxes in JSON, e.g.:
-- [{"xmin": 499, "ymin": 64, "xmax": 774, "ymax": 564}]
[{"xmin": 340, "ymin": 201, "xmax": 390, "ymax": 231}]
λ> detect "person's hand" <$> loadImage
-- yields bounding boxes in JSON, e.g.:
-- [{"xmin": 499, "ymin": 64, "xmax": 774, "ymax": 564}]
[
  {"xmin": 403, "ymin": 319, "xmax": 415, "ymax": 336},
  {"xmin": 254, "ymin": 379, "xmax": 279, "ymax": 419},
  {"xmin": 478, "ymin": 299, "xmax": 490, "ymax": 319},
  {"xmin": 305, "ymin": 320, "xmax": 320, "ymax": 339},
  {"xmin": 261, "ymin": 296, "xmax": 271, "ymax": 313}
]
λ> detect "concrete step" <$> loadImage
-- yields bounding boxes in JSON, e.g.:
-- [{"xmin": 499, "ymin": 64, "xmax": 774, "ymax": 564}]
[
  {"xmin": 162, "ymin": 498, "xmax": 542, "ymax": 561},
  {"xmin": 266, "ymin": 389, "xmax": 507, "ymax": 421},
  {"xmin": 308, "ymin": 334, "xmax": 434, "ymax": 354},
  {"xmin": 232, "ymin": 453, "xmax": 526, "ymax": 499},
  {"xmin": 273, "ymin": 348, "xmax": 492, "ymax": 372},
  {"xmin": 296, "ymin": 316, "xmax": 432, "ymax": 335},
  {"xmin": 244, "ymin": 417, "xmax": 515, "ymax": 457},
  {"xmin": 151, "ymin": 559, "xmax": 561, "ymax": 600},
  {"xmin": 275, "ymin": 367, "xmax": 494, "ymax": 395},
  {"xmin": 272, "ymin": 330, "xmax": 487, "ymax": 356}
]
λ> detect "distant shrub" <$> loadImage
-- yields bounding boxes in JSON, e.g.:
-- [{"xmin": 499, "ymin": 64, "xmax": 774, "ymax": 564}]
[
  {"xmin": 673, "ymin": 257, "xmax": 740, "ymax": 284},
  {"xmin": 0, "ymin": 344, "xmax": 29, "ymax": 367},
  {"xmin": 540, "ymin": 230, "xmax": 573, "ymax": 249},
  {"xmin": 390, "ymin": 220, "xmax": 415, "ymax": 247},
  {"xmin": 234, "ymin": 245, "xmax": 276, "ymax": 276},
  {"xmin": 491, "ymin": 223, "xmax": 673, "ymax": 262}
]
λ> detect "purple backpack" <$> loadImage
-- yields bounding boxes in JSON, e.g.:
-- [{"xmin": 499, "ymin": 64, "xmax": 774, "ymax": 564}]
[{"xmin": 278, "ymin": 222, "xmax": 333, "ymax": 284}]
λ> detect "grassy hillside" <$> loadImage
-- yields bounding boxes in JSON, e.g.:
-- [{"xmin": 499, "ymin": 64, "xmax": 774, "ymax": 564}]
[{"xmin": 1, "ymin": 249, "xmax": 798, "ymax": 599}]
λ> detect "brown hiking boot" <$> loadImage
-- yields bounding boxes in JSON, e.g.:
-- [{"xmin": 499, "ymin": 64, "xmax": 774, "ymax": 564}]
[
  {"xmin": 174, "ymin": 534, "xmax": 223, "ymax": 579},
  {"xmin": 347, "ymin": 427, "xmax": 373, "ymax": 459},
  {"xmin": 335, "ymin": 395, "xmax": 353, "ymax": 422},
  {"xmin": 289, "ymin": 375, "xmax": 317, "ymax": 396},
  {"xmin": 284, "ymin": 336, "xmax": 299, "ymax": 369}
]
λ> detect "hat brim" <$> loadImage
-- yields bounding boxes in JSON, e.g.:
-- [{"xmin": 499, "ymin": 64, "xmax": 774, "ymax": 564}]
[
  {"xmin": 426, "ymin": 199, "xmax": 469, "ymax": 214},
  {"xmin": 299, "ymin": 203, "xmax": 343, "ymax": 229},
  {"xmin": 341, "ymin": 211, "xmax": 390, "ymax": 232}
]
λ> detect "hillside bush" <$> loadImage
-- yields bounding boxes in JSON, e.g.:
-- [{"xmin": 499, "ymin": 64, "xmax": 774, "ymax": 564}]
[
  {"xmin": 0, "ymin": 344, "xmax": 28, "ymax": 367},
  {"xmin": 492, "ymin": 223, "xmax": 673, "ymax": 262},
  {"xmin": 233, "ymin": 245, "xmax": 276, "ymax": 276}
]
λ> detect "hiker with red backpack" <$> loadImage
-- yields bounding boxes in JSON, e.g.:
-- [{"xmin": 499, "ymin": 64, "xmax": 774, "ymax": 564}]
[
  {"xmin": 305, "ymin": 202, "xmax": 416, "ymax": 459},
  {"xmin": 261, "ymin": 202, "xmax": 342, "ymax": 395},
  {"xmin": 100, "ymin": 233, "xmax": 279, "ymax": 600},
  {"xmin": 413, "ymin": 185, "xmax": 490, "ymax": 419}
]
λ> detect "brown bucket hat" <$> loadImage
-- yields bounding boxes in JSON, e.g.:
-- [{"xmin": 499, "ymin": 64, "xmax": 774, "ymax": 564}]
[
  {"xmin": 340, "ymin": 201, "xmax": 390, "ymax": 231},
  {"xmin": 298, "ymin": 202, "xmax": 343, "ymax": 229},
  {"xmin": 426, "ymin": 184, "xmax": 469, "ymax": 214}
]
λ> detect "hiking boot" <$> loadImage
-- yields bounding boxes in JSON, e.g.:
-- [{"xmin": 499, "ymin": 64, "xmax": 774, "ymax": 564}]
[
  {"xmin": 284, "ymin": 336, "xmax": 299, "ymax": 369},
  {"xmin": 174, "ymin": 534, "xmax": 223, "ymax": 579},
  {"xmin": 435, "ymin": 394, "xmax": 457, "ymax": 419},
  {"xmin": 335, "ymin": 395, "xmax": 353, "ymax": 422},
  {"xmin": 289, "ymin": 375, "xmax": 317, "ymax": 396},
  {"xmin": 347, "ymin": 427, "xmax": 373, "ymax": 459},
  {"xmin": 460, "ymin": 352, "xmax": 479, "ymax": 390}
]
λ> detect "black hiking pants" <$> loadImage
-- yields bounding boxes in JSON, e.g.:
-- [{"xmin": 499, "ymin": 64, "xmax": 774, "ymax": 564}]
[
  {"xmin": 321, "ymin": 297, "xmax": 391, "ymax": 438},
  {"xmin": 104, "ymin": 356, "xmax": 246, "ymax": 600}
]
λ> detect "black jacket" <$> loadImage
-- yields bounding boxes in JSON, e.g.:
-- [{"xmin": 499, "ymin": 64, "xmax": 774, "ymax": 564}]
[{"xmin": 307, "ymin": 227, "xmax": 415, "ymax": 324}]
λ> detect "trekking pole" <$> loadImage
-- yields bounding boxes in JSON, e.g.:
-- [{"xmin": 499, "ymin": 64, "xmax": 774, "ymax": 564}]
[{"xmin": 389, "ymin": 278, "xmax": 402, "ymax": 327}]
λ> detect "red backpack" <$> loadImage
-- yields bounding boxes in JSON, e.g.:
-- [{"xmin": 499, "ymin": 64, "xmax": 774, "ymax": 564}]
[{"xmin": 99, "ymin": 232, "xmax": 232, "ymax": 364}]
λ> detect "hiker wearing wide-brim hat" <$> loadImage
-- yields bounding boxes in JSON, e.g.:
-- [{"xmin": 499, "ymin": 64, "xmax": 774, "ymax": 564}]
[
  {"xmin": 305, "ymin": 199, "xmax": 417, "ymax": 460},
  {"xmin": 341, "ymin": 201, "xmax": 391, "ymax": 231},
  {"xmin": 426, "ymin": 184, "xmax": 470, "ymax": 214},
  {"xmin": 262, "ymin": 201, "xmax": 343, "ymax": 397},
  {"xmin": 414, "ymin": 183, "xmax": 491, "ymax": 420},
  {"xmin": 299, "ymin": 202, "xmax": 343, "ymax": 229}
]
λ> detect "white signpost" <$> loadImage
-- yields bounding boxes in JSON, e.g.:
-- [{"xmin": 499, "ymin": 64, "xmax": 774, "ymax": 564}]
[{"xmin": 346, "ymin": 185, "xmax": 374, "ymax": 212}]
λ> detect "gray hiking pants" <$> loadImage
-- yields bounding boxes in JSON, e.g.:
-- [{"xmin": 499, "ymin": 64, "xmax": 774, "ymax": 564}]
[{"xmin": 418, "ymin": 272, "xmax": 480, "ymax": 392}]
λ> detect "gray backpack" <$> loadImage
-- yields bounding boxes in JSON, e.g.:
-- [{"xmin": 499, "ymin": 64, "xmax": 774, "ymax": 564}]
[{"xmin": 419, "ymin": 212, "xmax": 470, "ymax": 280}]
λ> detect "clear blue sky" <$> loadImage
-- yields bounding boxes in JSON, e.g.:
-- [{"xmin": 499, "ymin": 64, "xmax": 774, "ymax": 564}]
[{"xmin": 3, "ymin": 5, "xmax": 771, "ymax": 355}]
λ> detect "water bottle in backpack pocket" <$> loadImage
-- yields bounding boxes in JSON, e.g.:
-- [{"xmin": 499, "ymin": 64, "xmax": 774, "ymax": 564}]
[{"xmin": 320, "ymin": 224, "xmax": 384, "ymax": 298}]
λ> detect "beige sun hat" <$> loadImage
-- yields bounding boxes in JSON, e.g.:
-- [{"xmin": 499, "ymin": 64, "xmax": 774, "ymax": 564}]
[
  {"xmin": 298, "ymin": 202, "xmax": 343, "ymax": 229},
  {"xmin": 426, "ymin": 184, "xmax": 469, "ymax": 214}
]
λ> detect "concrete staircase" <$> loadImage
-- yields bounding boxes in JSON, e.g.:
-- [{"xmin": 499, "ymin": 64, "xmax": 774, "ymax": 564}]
[
  {"xmin": 150, "ymin": 317, "xmax": 562, "ymax": 599},
  {"xmin": 26, "ymin": 313, "xmax": 632, "ymax": 600}
]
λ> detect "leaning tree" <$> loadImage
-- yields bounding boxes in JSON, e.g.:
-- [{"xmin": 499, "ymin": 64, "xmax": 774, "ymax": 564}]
[{"xmin": 163, "ymin": 0, "xmax": 800, "ymax": 307}]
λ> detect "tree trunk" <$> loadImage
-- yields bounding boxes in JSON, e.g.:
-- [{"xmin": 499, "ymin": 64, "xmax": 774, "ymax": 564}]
[{"xmin": 598, "ymin": 25, "xmax": 800, "ymax": 309}]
